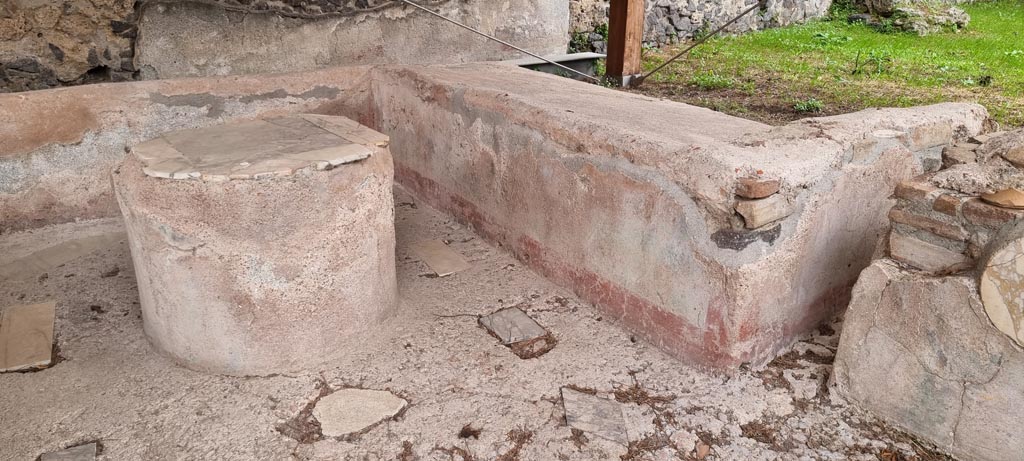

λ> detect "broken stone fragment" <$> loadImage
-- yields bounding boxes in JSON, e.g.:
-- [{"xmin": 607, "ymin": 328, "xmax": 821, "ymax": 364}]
[
  {"xmin": 889, "ymin": 232, "xmax": 972, "ymax": 274},
  {"xmin": 734, "ymin": 194, "xmax": 793, "ymax": 229},
  {"xmin": 312, "ymin": 388, "xmax": 407, "ymax": 438},
  {"xmin": 980, "ymin": 221, "xmax": 1024, "ymax": 347},
  {"xmin": 978, "ymin": 128, "xmax": 1024, "ymax": 167},
  {"xmin": 561, "ymin": 387, "xmax": 628, "ymax": 445},
  {"xmin": 941, "ymin": 143, "xmax": 978, "ymax": 168},
  {"xmin": 39, "ymin": 442, "xmax": 97, "ymax": 461},
  {"xmin": 981, "ymin": 189, "xmax": 1024, "ymax": 210},
  {"xmin": 479, "ymin": 307, "xmax": 556, "ymax": 359},
  {"xmin": 735, "ymin": 177, "xmax": 780, "ymax": 199},
  {"xmin": 970, "ymin": 131, "xmax": 1007, "ymax": 145},
  {"xmin": 0, "ymin": 301, "xmax": 56, "ymax": 372}
]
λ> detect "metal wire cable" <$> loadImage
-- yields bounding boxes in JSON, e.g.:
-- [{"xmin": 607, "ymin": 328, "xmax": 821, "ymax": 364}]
[
  {"xmin": 634, "ymin": 0, "xmax": 766, "ymax": 86},
  {"xmin": 399, "ymin": 0, "xmax": 602, "ymax": 83}
]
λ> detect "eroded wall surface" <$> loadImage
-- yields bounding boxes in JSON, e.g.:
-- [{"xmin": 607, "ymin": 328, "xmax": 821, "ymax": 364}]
[
  {"xmin": 0, "ymin": 0, "xmax": 570, "ymax": 91},
  {"xmin": 0, "ymin": 66, "xmax": 376, "ymax": 232}
]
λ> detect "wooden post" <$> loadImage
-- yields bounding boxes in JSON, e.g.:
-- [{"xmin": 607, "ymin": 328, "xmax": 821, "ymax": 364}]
[{"xmin": 606, "ymin": 0, "xmax": 645, "ymax": 86}]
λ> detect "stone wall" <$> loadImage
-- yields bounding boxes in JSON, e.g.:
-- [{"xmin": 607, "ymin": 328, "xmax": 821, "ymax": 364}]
[
  {"xmin": 1, "ymin": 0, "xmax": 569, "ymax": 91},
  {"xmin": 569, "ymin": 0, "xmax": 832, "ymax": 52},
  {"xmin": 0, "ymin": 0, "xmax": 137, "ymax": 92}
]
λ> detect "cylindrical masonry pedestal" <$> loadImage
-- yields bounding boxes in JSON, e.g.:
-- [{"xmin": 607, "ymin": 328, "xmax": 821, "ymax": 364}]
[{"xmin": 113, "ymin": 114, "xmax": 396, "ymax": 376}]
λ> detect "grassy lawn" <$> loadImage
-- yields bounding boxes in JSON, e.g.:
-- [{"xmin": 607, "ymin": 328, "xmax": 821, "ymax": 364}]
[{"xmin": 632, "ymin": 0, "xmax": 1024, "ymax": 126}]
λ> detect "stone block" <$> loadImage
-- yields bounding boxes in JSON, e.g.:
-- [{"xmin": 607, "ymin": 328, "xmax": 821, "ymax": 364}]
[
  {"xmin": 887, "ymin": 208, "xmax": 966, "ymax": 241},
  {"xmin": 39, "ymin": 443, "xmax": 97, "ymax": 461},
  {"xmin": 932, "ymin": 193, "xmax": 962, "ymax": 217},
  {"xmin": 889, "ymin": 232, "xmax": 971, "ymax": 274},
  {"xmin": 735, "ymin": 177, "xmax": 780, "ymax": 199},
  {"xmin": 735, "ymin": 195, "xmax": 794, "ymax": 229},
  {"xmin": 941, "ymin": 144, "xmax": 978, "ymax": 168},
  {"xmin": 833, "ymin": 260, "xmax": 1024, "ymax": 461},
  {"xmin": 963, "ymin": 198, "xmax": 1024, "ymax": 228},
  {"xmin": 894, "ymin": 176, "xmax": 939, "ymax": 202}
]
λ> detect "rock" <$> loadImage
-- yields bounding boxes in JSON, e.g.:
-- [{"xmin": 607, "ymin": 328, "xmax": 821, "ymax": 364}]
[
  {"xmin": 40, "ymin": 443, "xmax": 97, "ymax": 461},
  {"xmin": 312, "ymin": 388, "xmax": 407, "ymax": 438},
  {"xmin": 971, "ymin": 131, "xmax": 1008, "ymax": 145},
  {"xmin": 891, "ymin": 5, "xmax": 969, "ymax": 36},
  {"xmin": 561, "ymin": 387, "xmax": 628, "ymax": 445},
  {"xmin": 833, "ymin": 259, "xmax": 1024, "ymax": 461},
  {"xmin": 0, "ymin": 301, "xmax": 56, "ymax": 372},
  {"xmin": 929, "ymin": 163, "xmax": 1024, "ymax": 196},
  {"xmin": 941, "ymin": 143, "xmax": 978, "ymax": 168},
  {"xmin": 479, "ymin": 307, "xmax": 557, "ymax": 359},
  {"xmin": 980, "ymin": 189, "xmax": 1024, "ymax": 210},
  {"xmin": 977, "ymin": 129, "xmax": 1024, "ymax": 167},
  {"xmin": 980, "ymin": 221, "xmax": 1024, "ymax": 346},
  {"xmin": 889, "ymin": 232, "xmax": 971, "ymax": 274},
  {"xmin": 735, "ymin": 177, "xmax": 780, "ymax": 199},
  {"xmin": 734, "ymin": 195, "xmax": 793, "ymax": 229}
]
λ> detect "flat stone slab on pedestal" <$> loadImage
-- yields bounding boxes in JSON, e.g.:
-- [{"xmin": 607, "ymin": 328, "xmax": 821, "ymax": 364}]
[{"xmin": 135, "ymin": 114, "xmax": 386, "ymax": 180}]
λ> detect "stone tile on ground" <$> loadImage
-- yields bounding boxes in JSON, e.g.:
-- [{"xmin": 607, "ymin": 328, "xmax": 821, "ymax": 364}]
[
  {"xmin": 0, "ymin": 301, "xmax": 55, "ymax": 372},
  {"xmin": 411, "ymin": 239, "xmax": 471, "ymax": 277},
  {"xmin": 312, "ymin": 388, "xmax": 407, "ymax": 438},
  {"xmin": 39, "ymin": 442, "xmax": 97, "ymax": 461},
  {"xmin": 561, "ymin": 387, "xmax": 629, "ymax": 445},
  {"xmin": 479, "ymin": 307, "xmax": 557, "ymax": 359}
]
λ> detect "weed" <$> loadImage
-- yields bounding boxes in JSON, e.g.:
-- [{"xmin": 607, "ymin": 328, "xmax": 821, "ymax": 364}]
[
  {"xmin": 691, "ymin": 72, "xmax": 736, "ymax": 90},
  {"xmin": 793, "ymin": 97, "xmax": 825, "ymax": 113}
]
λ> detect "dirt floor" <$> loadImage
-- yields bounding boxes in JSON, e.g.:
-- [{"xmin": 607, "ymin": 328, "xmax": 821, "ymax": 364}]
[{"xmin": 0, "ymin": 186, "xmax": 951, "ymax": 460}]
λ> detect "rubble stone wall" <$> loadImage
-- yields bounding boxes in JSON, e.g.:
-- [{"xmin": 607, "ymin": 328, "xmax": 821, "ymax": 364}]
[
  {"xmin": 569, "ymin": 0, "xmax": 832, "ymax": 52},
  {"xmin": 1, "ymin": 0, "xmax": 569, "ymax": 91}
]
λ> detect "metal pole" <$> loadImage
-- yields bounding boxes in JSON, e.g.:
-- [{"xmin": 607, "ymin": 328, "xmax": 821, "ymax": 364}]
[{"xmin": 399, "ymin": 0, "xmax": 602, "ymax": 83}]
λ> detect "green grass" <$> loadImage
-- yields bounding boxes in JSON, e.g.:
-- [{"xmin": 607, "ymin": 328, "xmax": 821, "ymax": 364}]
[{"xmin": 638, "ymin": 0, "xmax": 1024, "ymax": 126}]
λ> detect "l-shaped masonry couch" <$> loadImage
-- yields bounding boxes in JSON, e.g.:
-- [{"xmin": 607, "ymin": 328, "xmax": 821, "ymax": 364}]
[{"xmin": 0, "ymin": 62, "xmax": 988, "ymax": 370}]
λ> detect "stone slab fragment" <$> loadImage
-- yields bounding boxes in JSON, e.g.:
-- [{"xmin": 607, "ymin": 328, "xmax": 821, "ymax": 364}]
[
  {"xmin": 312, "ymin": 388, "xmax": 407, "ymax": 438},
  {"xmin": 734, "ymin": 194, "xmax": 793, "ymax": 229},
  {"xmin": 0, "ymin": 301, "xmax": 56, "ymax": 372},
  {"xmin": 980, "ymin": 188, "xmax": 1024, "ymax": 209},
  {"xmin": 0, "ymin": 233, "xmax": 126, "ymax": 281},
  {"xmin": 561, "ymin": 387, "xmax": 628, "ymax": 445},
  {"xmin": 889, "ymin": 232, "xmax": 971, "ymax": 274},
  {"xmin": 412, "ymin": 240, "xmax": 470, "ymax": 277},
  {"xmin": 479, "ymin": 307, "xmax": 547, "ymax": 345},
  {"xmin": 980, "ymin": 224, "xmax": 1024, "ymax": 346},
  {"xmin": 833, "ymin": 259, "xmax": 1024, "ymax": 461},
  {"xmin": 39, "ymin": 443, "xmax": 97, "ymax": 461}
]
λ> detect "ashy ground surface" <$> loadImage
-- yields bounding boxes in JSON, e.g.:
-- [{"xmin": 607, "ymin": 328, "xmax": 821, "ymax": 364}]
[
  {"xmin": 0, "ymin": 187, "xmax": 950, "ymax": 460},
  {"xmin": 634, "ymin": 0, "xmax": 1024, "ymax": 127}
]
